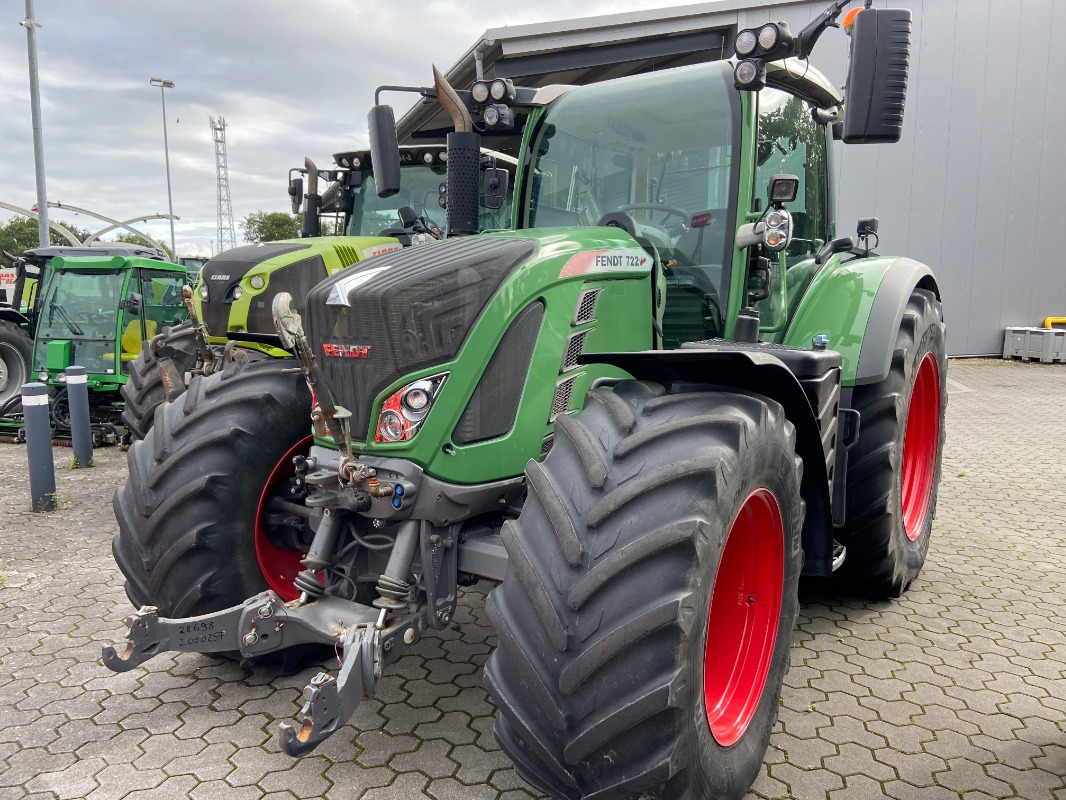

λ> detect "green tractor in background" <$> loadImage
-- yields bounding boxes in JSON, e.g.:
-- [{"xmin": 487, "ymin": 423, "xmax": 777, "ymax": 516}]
[
  {"xmin": 105, "ymin": 4, "xmax": 946, "ymax": 798},
  {"xmin": 120, "ymin": 143, "xmax": 515, "ymax": 440},
  {"xmin": 0, "ymin": 252, "xmax": 187, "ymax": 443}
]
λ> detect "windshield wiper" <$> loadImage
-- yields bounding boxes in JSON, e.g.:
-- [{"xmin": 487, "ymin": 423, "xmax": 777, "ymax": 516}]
[{"xmin": 49, "ymin": 301, "xmax": 84, "ymax": 336}]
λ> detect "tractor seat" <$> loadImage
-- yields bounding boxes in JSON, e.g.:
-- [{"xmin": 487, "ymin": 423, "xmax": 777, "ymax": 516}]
[{"xmin": 120, "ymin": 320, "xmax": 158, "ymax": 362}]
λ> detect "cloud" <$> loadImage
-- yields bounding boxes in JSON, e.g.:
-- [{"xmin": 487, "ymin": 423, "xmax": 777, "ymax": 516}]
[{"xmin": 1, "ymin": 0, "xmax": 708, "ymax": 253}]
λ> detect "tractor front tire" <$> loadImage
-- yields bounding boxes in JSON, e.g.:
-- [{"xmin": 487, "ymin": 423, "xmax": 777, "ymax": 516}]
[
  {"xmin": 0, "ymin": 320, "xmax": 32, "ymax": 410},
  {"xmin": 836, "ymin": 287, "xmax": 947, "ymax": 598},
  {"xmin": 485, "ymin": 381, "xmax": 804, "ymax": 800},
  {"xmin": 120, "ymin": 321, "xmax": 200, "ymax": 442},
  {"xmin": 113, "ymin": 356, "xmax": 311, "ymax": 618}
]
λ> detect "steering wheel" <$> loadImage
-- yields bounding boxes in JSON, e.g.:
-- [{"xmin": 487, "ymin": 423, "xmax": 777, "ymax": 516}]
[{"xmin": 615, "ymin": 203, "xmax": 691, "ymax": 239}]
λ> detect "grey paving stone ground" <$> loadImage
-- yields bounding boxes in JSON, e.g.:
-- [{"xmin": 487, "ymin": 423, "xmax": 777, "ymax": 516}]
[{"xmin": 0, "ymin": 359, "xmax": 1063, "ymax": 799}]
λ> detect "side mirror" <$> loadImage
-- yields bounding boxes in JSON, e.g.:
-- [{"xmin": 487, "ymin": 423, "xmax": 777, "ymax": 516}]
[
  {"xmin": 483, "ymin": 167, "xmax": 509, "ymax": 210},
  {"xmin": 126, "ymin": 292, "xmax": 143, "ymax": 316},
  {"xmin": 843, "ymin": 8, "xmax": 913, "ymax": 144},
  {"xmin": 368, "ymin": 104, "xmax": 401, "ymax": 198},
  {"xmin": 288, "ymin": 176, "xmax": 304, "ymax": 214}
]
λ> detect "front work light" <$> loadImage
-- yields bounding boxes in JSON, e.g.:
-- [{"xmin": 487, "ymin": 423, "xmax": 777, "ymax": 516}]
[
  {"xmin": 489, "ymin": 78, "xmax": 516, "ymax": 104},
  {"xmin": 734, "ymin": 59, "xmax": 766, "ymax": 90},
  {"xmin": 758, "ymin": 23, "xmax": 780, "ymax": 51},
  {"xmin": 471, "ymin": 81, "xmax": 490, "ymax": 103},
  {"xmin": 199, "ymin": 282, "xmax": 209, "ymax": 301},
  {"xmin": 735, "ymin": 29, "xmax": 758, "ymax": 57},
  {"xmin": 483, "ymin": 103, "xmax": 514, "ymax": 130}
]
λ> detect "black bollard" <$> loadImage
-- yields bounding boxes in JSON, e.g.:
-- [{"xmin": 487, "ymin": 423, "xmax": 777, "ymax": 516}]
[
  {"xmin": 65, "ymin": 366, "xmax": 93, "ymax": 468},
  {"xmin": 22, "ymin": 382, "xmax": 56, "ymax": 512}
]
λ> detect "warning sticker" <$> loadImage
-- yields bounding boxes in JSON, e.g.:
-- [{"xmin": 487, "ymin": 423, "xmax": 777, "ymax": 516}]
[{"xmin": 559, "ymin": 248, "xmax": 651, "ymax": 278}]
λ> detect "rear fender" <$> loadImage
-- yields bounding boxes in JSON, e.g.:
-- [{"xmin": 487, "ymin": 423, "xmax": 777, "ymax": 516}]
[
  {"xmin": 783, "ymin": 255, "xmax": 940, "ymax": 386},
  {"xmin": 582, "ymin": 349, "xmax": 835, "ymax": 576}
]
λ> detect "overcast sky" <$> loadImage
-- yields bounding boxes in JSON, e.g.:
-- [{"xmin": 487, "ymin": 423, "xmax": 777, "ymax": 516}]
[{"xmin": 1, "ymin": 0, "xmax": 710, "ymax": 256}]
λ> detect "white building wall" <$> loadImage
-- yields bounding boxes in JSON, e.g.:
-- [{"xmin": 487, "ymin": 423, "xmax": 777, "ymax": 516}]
[{"xmin": 754, "ymin": 0, "xmax": 1066, "ymax": 355}]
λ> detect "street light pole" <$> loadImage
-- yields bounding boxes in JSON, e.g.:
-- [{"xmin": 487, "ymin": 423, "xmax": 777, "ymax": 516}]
[
  {"xmin": 150, "ymin": 77, "xmax": 177, "ymax": 258},
  {"xmin": 21, "ymin": 0, "xmax": 49, "ymax": 248}
]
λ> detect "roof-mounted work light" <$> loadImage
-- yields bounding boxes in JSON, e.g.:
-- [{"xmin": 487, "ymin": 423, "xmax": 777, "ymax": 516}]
[
  {"xmin": 489, "ymin": 78, "xmax": 516, "ymax": 104},
  {"xmin": 734, "ymin": 59, "xmax": 766, "ymax": 91}
]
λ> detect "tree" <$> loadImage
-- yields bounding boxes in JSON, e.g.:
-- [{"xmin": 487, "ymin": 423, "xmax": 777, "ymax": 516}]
[
  {"xmin": 239, "ymin": 211, "xmax": 299, "ymax": 243},
  {"xmin": 0, "ymin": 216, "xmax": 92, "ymax": 262}
]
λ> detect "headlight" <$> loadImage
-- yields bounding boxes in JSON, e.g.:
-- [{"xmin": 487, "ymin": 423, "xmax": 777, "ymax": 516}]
[
  {"xmin": 735, "ymin": 29, "xmax": 758, "ymax": 57},
  {"xmin": 199, "ymin": 282, "xmax": 209, "ymax": 301},
  {"xmin": 232, "ymin": 285, "xmax": 243, "ymax": 301},
  {"xmin": 37, "ymin": 372, "xmax": 48, "ymax": 381},
  {"xmin": 374, "ymin": 374, "xmax": 447, "ymax": 443},
  {"xmin": 250, "ymin": 275, "xmax": 265, "ymax": 290}
]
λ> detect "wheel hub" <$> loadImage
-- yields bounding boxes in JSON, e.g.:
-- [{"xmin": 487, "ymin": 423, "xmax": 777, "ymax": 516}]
[
  {"xmin": 254, "ymin": 435, "xmax": 313, "ymax": 601},
  {"xmin": 704, "ymin": 488, "xmax": 784, "ymax": 748},
  {"xmin": 901, "ymin": 352, "xmax": 941, "ymax": 541}
]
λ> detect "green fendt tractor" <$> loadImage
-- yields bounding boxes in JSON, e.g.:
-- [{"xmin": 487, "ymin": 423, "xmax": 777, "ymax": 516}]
[
  {"xmin": 120, "ymin": 143, "xmax": 515, "ymax": 440},
  {"xmin": 104, "ymin": 4, "xmax": 946, "ymax": 798},
  {"xmin": 0, "ymin": 252, "xmax": 187, "ymax": 443}
]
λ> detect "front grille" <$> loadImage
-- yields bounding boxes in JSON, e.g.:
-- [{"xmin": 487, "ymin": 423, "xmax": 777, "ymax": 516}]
[
  {"xmin": 573, "ymin": 288, "xmax": 601, "ymax": 325},
  {"xmin": 306, "ymin": 236, "xmax": 536, "ymax": 439},
  {"xmin": 550, "ymin": 376, "xmax": 576, "ymax": 422},
  {"xmin": 454, "ymin": 302, "xmax": 544, "ymax": 445},
  {"xmin": 245, "ymin": 255, "xmax": 326, "ymax": 335},
  {"xmin": 562, "ymin": 330, "xmax": 589, "ymax": 372}
]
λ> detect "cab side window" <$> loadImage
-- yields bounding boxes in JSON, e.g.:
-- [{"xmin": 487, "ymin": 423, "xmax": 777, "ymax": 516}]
[{"xmin": 755, "ymin": 88, "xmax": 828, "ymax": 265}]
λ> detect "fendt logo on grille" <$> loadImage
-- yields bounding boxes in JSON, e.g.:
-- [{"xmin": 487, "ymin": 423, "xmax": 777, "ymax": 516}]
[{"xmin": 323, "ymin": 343, "xmax": 372, "ymax": 359}]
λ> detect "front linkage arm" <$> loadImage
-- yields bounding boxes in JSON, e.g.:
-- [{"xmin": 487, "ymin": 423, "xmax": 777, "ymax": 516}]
[{"xmin": 101, "ymin": 591, "xmax": 422, "ymax": 754}]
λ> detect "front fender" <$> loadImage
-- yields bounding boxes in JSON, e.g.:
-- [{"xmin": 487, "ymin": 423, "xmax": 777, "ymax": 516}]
[{"xmin": 783, "ymin": 255, "xmax": 940, "ymax": 386}]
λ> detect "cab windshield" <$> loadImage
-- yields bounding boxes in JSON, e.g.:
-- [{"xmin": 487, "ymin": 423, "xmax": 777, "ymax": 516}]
[
  {"xmin": 348, "ymin": 163, "xmax": 513, "ymax": 237},
  {"xmin": 525, "ymin": 62, "xmax": 741, "ymax": 342},
  {"xmin": 35, "ymin": 269, "xmax": 124, "ymax": 374}
]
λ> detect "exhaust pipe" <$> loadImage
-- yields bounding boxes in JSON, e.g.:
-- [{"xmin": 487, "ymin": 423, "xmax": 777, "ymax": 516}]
[{"xmin": 433, "ymin": 65, "xmax": 479, "ymax": 236}]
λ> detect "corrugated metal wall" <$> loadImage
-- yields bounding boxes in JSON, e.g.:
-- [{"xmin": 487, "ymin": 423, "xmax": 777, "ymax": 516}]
[{"xmin": 744, "ymin": 0, "xmax": 1066, "ymax": 355}]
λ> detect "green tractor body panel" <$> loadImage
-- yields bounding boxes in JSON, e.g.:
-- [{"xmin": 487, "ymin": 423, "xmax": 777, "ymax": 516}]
[
  {"xmin": 307, "ymin": 227, "xmax": 653, "ymax": 484},
  {"xmin": 193, "ymin": 236, "xmax": 402, "ymax": 357},
  {"xmin": 33, "ymin": 255, "xmax": 187, "ymax": 391}
]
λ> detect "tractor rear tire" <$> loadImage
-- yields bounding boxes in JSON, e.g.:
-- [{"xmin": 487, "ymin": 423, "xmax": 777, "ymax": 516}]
[
  {"xmin": 836, "ymin": 288, "xmax": 947, "ymax": 598},
  {"xmin": 485, "ymin": 381, "xmax": 804, "ymax": 800},
  {"xmin": 0, "ymin": 320, "xmax": 32, "ymax": 409},
  {"xmin": 119, "ymin": 321, "xmax": 200, "ymax": 442},
  {"xmin": 113, "ymin": 356, "xmax": 311, "ymax": 619}
]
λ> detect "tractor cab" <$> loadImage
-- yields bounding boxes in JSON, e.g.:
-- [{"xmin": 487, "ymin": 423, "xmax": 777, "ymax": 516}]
[
  {"xmin": 32, "ymin": 255, "xmax": 187, "ymax": 391},
  {"xmin": 302, "ymin": 144, "xmax": 516, "ymax": 241}
]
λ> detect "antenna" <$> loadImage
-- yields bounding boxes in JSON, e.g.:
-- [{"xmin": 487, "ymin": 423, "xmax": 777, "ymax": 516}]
[{"xmin": 210, "ymin": 116, "xmax": 237, "ymax": 252}]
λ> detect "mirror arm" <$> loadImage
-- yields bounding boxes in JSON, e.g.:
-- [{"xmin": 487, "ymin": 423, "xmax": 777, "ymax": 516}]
[{"xmin": 794, "ymin": 0, "xmax": 852, "ymax": 59}]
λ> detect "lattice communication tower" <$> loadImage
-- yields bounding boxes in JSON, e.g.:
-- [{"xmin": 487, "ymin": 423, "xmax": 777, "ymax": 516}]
[{"xmin": 210, "ymin": 116, "xmax": 237, "ymax": 253}]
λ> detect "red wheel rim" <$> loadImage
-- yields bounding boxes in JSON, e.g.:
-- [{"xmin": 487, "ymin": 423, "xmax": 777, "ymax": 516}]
[
  {"xmin": 704, "ymin": 488, "xmax": 784, "ymax": 747},
  {"xmin": 901, "ymin": 353, "xmax": 941, "ymax": 541},
  {"xmin": 254, "ymin": 435, "xmax": 313, "ymax": 601}
]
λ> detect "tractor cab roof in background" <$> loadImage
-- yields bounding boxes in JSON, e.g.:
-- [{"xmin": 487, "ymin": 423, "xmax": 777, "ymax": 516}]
[
  {"xmin": 49, "ymin": 254, "xmax": 185, "ymax": 272},
  {"xmin": 396, "ymin": 0, "xmax": 829, "ymax": 145},
  {"xmin": 23, "ymin": 244, "xmax": 168, "ymax": 263}
]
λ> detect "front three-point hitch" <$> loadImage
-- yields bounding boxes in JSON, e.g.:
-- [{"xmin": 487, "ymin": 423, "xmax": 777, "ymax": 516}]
[{"xmin": 102, "ymin": 588, "xmax": 429, "ymax": 754}]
